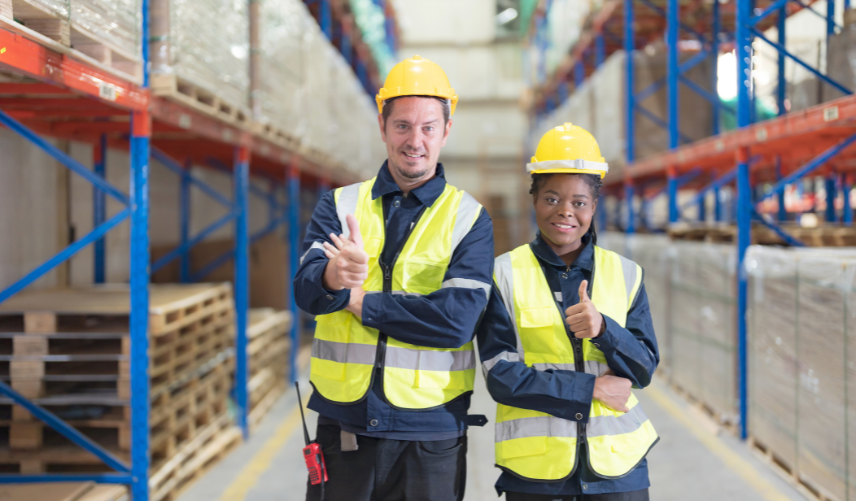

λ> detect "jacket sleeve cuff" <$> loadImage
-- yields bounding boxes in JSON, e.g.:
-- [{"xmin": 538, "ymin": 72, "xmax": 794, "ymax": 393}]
[
  {"xmin": 308, "ymin": 262, "xmax": 350, "ymax": 310},
  {"xmin": 571, "ymin": 371, "xmax": 596, "ymax": 423},
  {"xmin": 361, "ymin": 292, "xmax": 384, "ymax": 329},
  {"xmin": 592, "ymin": 314, "xmax": 622, "ymax": 352}
]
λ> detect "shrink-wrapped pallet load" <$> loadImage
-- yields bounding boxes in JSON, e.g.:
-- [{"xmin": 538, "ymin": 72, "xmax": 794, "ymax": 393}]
[
  {"xmin": 669, "ymin": 241, "xmax": 737, "ymax": 423},
  {"xmin": 255, "ymin": 0, "xmax": 308, "ymax": 144},
  {"xmin": 302, "ymin": 19, "xmax": 335, "ymax": 159},
  {"xmin": 1, "ymin": 0, "xmax": 142, "ymax": 79},
  {"xmin": 150, "ymin": 0, "xmax": 250, "ymax": 124},
  {"xmin": 747, "ymin": 246, "xmax": 856, "ymax": 500},
  {"xmin": 626, "ymin": 234, "xmax": 673, "ymax": 373}
]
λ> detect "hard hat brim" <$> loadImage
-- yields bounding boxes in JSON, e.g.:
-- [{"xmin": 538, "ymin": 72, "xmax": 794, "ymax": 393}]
[{"xmin": 526, "ymin": 159, "xmax": 608, "ymax": 179}]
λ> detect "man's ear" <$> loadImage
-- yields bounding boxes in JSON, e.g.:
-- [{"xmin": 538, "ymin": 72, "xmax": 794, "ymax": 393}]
[
  {"xmin": 441, "ymin": 118, "xmax": 452, "ymax": 147},
  {"xmin": 378, "ymin": 113, "xmax": 387, "ymax": 142}
]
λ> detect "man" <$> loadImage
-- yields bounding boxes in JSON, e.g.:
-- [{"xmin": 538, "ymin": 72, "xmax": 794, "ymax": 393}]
[{"xmin": 293, "ymin": 55, "xmax": 494, "ymax": 501}]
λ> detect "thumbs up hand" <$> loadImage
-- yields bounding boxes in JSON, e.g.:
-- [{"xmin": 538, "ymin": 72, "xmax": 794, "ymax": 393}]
[
  {"xmin": 322, "ymin": 214, "xmax": 369, "ymax": 290},
  {"xmin": 564, "ymin": 280, "xmax": 605, "ymax": 339}
]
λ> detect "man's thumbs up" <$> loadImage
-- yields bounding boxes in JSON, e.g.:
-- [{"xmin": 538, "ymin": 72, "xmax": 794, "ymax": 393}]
[
  {"xmin": 321, "ymin": 214, "xmax": 369, "ymax": 291},
  {"xmin": 565, "ymin": 278, "xmax": 604, "ymax": 339},
  {"xmin": 346, "ymin": 214, "xmax": 364, "ymax": 248}
]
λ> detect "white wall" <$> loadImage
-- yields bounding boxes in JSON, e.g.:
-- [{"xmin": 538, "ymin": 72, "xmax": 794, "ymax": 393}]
[{"xmin": 391, "ymin": 0, "xmax": 496, "ymax": 45}]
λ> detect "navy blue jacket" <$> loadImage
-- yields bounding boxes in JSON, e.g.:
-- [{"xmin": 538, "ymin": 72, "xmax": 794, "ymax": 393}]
[
  {"xmin": 477, "ymin": 233, "xmax": 659, "ymax": 496},
  {"xmin": 293, "ymin": 161, "xmax": 494, "ymax": 439}
]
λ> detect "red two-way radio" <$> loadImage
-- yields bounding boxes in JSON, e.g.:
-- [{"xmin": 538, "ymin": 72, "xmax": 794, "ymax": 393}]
[{"xmin": 295, "ymin": 382, "xmax": 328, "ymax": 487}]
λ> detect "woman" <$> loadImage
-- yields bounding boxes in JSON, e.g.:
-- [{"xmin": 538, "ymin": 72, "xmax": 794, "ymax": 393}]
[{"xmin": 477, "ymin": 123, "xmax": 659, "ymax": 500}]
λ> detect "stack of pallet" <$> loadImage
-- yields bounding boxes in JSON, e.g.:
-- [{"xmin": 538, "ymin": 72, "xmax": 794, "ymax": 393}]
[
  {"xmin": 247, "ymin": 308, "xmax": 291, "ymax": 429},
  {"xmin": 668, "ymin": 221, "xmax": 856, "ymax": 247},
  {"xmin": 0, "ymin": 0, "xmax": 143, "ymax": 80},
  {"xmin": 746, "ymin": 246, "xmax": 856, "ymax": 501},
  {"xmin": 0, "ymin": 283, "xmax": 240, "ymax": 501},
  {"xmin": 0, "ymin": 482, "xmax": 128, "ymax": 501}
]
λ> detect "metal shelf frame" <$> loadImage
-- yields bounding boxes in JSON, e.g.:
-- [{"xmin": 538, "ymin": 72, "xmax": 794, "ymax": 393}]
[
  {"xmin": 0, "ymin": 0, "xmax": 373, "ymax": 497},
  {"xmin": 529, "ymin": 0, "xmax": 856, "ymax": 441}
]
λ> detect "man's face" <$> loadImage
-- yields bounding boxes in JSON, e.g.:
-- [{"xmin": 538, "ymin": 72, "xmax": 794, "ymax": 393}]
[{"xmin": 378, "ymin": 97, "xmax": 452, "ymax": 184}]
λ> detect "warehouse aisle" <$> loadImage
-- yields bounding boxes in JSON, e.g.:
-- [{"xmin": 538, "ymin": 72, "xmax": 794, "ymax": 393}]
[{"xmin": 179, "ymin": 372, "xmax": 806, "ymax": 501}]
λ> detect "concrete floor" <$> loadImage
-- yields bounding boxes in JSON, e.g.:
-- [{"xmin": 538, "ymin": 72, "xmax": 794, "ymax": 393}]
[{"xmin": 179, "ymin": 371, "xmax": 807, "ymax": 501}]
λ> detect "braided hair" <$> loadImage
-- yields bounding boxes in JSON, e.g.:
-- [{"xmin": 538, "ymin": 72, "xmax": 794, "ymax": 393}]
[{"xmin": 530, "ymin": 173, "xmax": 603, "ymax": 246}]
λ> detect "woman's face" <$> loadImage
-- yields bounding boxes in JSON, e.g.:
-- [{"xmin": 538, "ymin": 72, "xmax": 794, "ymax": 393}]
[{"xmin": 533, "ymin": 174, "xmax": 597, "ymax": 256}]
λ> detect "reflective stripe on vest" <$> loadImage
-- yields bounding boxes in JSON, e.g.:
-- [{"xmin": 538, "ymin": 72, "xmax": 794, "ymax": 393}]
[
  {"xmin": 490, "ymin": 244, "xmax": 657, "ymax": 480},
  {"xmin": 310, "ymin": 177, "xmax": 483, "ymax": 409}
]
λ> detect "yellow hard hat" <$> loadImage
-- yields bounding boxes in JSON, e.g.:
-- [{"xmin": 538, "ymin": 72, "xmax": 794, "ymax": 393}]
[
  {"xmin": 376, "ymin": 55, "xmax": 458, "ymax": 115},
  {"xmin": 528, "ymin": 123, "xmax": 608, "ymax": 178}
]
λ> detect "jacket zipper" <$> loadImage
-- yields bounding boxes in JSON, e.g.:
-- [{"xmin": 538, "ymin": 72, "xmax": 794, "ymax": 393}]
[
  {"xmin": 552, "ymin": 260, "xmax": 597, "ymax": 465},
  {"xmin": 374, "ymin": 207, "xmax": 428, "ymax": 381}
]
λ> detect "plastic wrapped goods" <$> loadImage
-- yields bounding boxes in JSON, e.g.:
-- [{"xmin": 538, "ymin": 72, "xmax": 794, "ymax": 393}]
[
  {"xmin": 747, "ymin": 246, "xmax": 856, "ymax": 500},
  {"xmin": 151, "ymin": 0, "xmax": 249, "ymax": 111},
  {"xmin": 71, "ymin": 0, "xmax": 141, "ymax": 60},
  {"xmin": 669, "ymin": 242, "xmax": 737, "ymax": 423},
  {"xmin": 256, "ymin": 0, "xmax": 307, "ymax": 141},
  {"xmin": 626, "ymin": 234, "xmax": 673, "ymax": 374}
]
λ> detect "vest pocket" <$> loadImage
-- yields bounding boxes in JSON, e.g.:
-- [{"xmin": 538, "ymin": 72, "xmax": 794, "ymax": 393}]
[
  {"xmin": 401, "ymin": 259, "xmax": 447, "ymax": 295},
  {"xmin": 519, "ymin": 307, "xmax": 559, "ymax": 355},
  {"xmin": 500, "ymin": 436, "xmax": 547, "ymax": 459}
]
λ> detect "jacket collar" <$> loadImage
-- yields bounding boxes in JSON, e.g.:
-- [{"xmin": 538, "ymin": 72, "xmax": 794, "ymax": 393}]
[
  {"xmin": 371, "ymin": 161, "xmax": 447, "ymax": 207},
  {"xmin": 529, "ymin": 231, "xmax": 594, "ymax": 271}
]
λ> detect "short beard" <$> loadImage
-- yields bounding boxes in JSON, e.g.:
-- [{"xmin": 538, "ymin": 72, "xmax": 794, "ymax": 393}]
[{"xmin": 389, "ymin": 158, "xmax": 432, "ymax": 180}]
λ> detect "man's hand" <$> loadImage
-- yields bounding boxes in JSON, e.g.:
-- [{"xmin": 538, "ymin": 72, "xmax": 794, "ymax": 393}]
[
  {"xmin": 322, "ymin": 214, "xmax": 369, "ymax": 290},
  {"xmin": 565, "ymin": 280, "xmax": 604, "ymax": 338},
  {"xmin": 346, "ymin": 287, "xmax": 366, "ymax": 318},
  {"xmin": 593, "ymin": 374, "xmax": 632, "ymax": 413}
]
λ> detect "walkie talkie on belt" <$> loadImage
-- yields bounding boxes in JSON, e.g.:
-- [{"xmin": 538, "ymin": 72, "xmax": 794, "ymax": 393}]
[{"xmin": 295, "ymin": 382, "xmax": 328, "ymax": 493}]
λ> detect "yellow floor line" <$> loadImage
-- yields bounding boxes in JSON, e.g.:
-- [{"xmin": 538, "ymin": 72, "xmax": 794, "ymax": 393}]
[
  {"xmin": 645, "ymin": 382, "xmax": 792, "ymax": 501},
  {"xmin": 219, "ymin": 397, "xmax": 307, "ymax": 501}
]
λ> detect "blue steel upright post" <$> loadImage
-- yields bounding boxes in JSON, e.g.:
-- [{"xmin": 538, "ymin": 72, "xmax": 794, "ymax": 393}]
[
  {"xmin": 234, "ymin": 146, "xmax": 250, "ymax": 439},
  {"xmin": 130, "ymin": 0, "xmax": 152, "ymax": 495},
  {"xmin": 93, "ymin": 134, "xmax": 107, "ymax": 284},
  {"xmin": 180, "ymin": 159, "xmax": 191, "ymax": 283},
  {"xmin": 130, "ymin": 111, "xmax": 151, "ymax": 501},
  {"xmin": 711, "ymin": 0, "xmax": 721, "ymax": 135},
  {"xmin": 288, "ymin": 157, "xmax": 302, "ymax": 384},
  {"xmin": 666, "ymin": 0, "xmax": 679, "ymax": 151},
  {"xmin": 825, "ymin": 174, "xmax": 837, "ymax": 222},
  {"xmin": 624, "ymin": 0, "xmax": 635, "ymax": 165},
  {"xmin": 735, "ymin": 0, "xmax": 752, "ymax": 440},
  {"xmin": 625, "ymin": 182, "xmax": 636, "ymax": 234},
  {"xmin": 777, "ymin": 6, "xmax": 786, "ymax": 116},
  {"xmin": 776, "ymin": 157, "xmax": 787, "ymax": 221},
  {"xmin": 843, "ymin": 175, "xmax": 853, "ymax": 224}
]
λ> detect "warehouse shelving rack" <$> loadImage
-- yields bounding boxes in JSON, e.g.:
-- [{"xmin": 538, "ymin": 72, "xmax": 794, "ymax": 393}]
[
  {"xmin": 0, "ymin": 0, "xmax": 393, "ymax": 498},
  {"xmin": 528, "ymin": 0, "xmax": 855, "ymax": 440}
]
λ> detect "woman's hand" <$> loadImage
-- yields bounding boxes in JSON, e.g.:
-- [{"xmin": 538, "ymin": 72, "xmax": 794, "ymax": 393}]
[
  {"xmin": 593, "ymin": 373, "xmax": 632, "ymax": 413},
  {"xmin": 565, "ymin": 280, "xmax": 605, "ymax": 338}
]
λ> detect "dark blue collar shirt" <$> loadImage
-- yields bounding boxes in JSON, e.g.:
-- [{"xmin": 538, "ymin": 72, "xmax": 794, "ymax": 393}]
[
  {"xmin": 293, "ymin": 161, "xmax": 495, "ymax": 440},
  {"xmin": 477, "ymin": 232, "xmax": 660, "ymax": 496}
]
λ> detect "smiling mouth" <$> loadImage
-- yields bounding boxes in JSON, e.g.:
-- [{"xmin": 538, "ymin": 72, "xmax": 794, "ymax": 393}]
[
  {"xmin": 552, "ymin": 222, "xmax": 576, "ymax": 231},
  {"xmin": 403, "ymin": 152, "xmax": 425, "ymax": 159}
]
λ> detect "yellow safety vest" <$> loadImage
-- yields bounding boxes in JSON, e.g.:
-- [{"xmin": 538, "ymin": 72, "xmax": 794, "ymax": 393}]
[
  {"xmin": 310, "ymin": 177, "xmax": 484, "ymax": 409},
  {"xmin": 491, "ymin": 244, "xmax": 658, "ymax": 480}
]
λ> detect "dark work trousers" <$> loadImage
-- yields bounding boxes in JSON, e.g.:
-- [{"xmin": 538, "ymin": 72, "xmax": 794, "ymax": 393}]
[
  {"xmin": 305, "ymin": 422, "xmax": 468, "ymax": 501},
  {"xmin": 505, "ymin": 489, "xmax": 650, "ymax": 501}
]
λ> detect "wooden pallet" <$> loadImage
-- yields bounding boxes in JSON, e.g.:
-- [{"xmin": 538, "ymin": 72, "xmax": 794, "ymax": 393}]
[
  {"xmin": 0, "ymin": 310, "xmax": 233, "ymax": 400},
  {"xmin": 151, "ymin": 74, "xmax": 250, "ymax": 129},
  {"xmin": 749, "ymin": 436, "xmax": 843, "ymax": 501},
  {"xmin": 668, "ymin": 222, "xmax": 856, "ymax": 247},
  {"xmin": 246, "ymin": 309, "xmax": 289, "ymax": 425},
  {"xmin": 670, "ymin": 382, "xmax": 739, "ymax": 435},
  {"xmin": 250, "ymin": 121, "xmax": 302, "ymax": 151},
  {"xmin": 149, "ymin": 413, "xmax": 243, "ymax": 501},
  {"xmin": 4, "ymin": 350, "xmax": 232, "ymax": 453},
  {"xmin": 0, "ymin": 0, "xmax": 142, "ymax": 80},
  {"xmin": 0, "ymin": 482, "xmax": 127, "ymax": 501}
]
